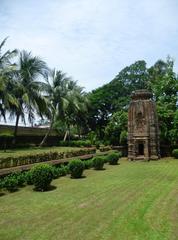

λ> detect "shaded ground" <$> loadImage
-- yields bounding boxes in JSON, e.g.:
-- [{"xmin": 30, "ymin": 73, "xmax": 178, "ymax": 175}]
[{"xmin": 0, "ymin": 158, "xmax": 178, "ymax": 240}]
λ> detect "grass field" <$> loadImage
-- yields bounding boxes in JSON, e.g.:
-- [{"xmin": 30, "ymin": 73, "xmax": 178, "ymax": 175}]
[
  {"xmin": 0, "ymin": 146, "xmax": 81, "ymax": 158},
  {"xmin": 0, "ymin": 158, "xmax": 178, "ymax": 240}
]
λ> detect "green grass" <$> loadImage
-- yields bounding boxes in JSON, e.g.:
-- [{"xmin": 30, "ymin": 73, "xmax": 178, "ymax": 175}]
[
  {"xmin": 0, "ymin": 146, "xmax": 81, "ymax": 158},
  {"xmin": 0, "ymin": 158, "xmax": 178, "ymax": 240}
]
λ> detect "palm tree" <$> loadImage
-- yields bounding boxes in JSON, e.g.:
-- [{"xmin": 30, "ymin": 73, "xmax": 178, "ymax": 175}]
[
  {"xmin": 39, "ymin": 69, "xmax": 72, "ymax": 146},
  {"xmin": 10, "ymin": 50, "xmax": 49, "ymax": 142},
  {"xmin": 62, "ymin": 85, "xmax": 89, "ymax": 140},
  {"xmin": 0, "ymin": 37, "xmax": 18, "ymax": 120}
]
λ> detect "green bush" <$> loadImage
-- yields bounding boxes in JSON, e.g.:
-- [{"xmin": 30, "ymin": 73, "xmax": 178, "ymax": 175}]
[
  {"xmin": 83, "ymin": 159, "xmax": 93, "ymax": 169},
  {"xmin": 30, "ymin": 164, "xmax": 54, "ymax": 191},
  {"xmin": 106, "ymin": 152, "xmax": 121, "ymax": 165},
  {"xmin": 52, "ymin": 165, "xmax": 69, "ymax": 179},
  {"xmin": 99, "ymin": 146, "xmax": 112, "ymax": 152},
  {"xmin": 59, "ymin": 140, "xmax": 92, "ymax": 147},
  {"xmin": 68, "ymin": 159, "xmax": 84, "ymax": 178},
  {"xmin": 93, "ymin": 156, "xmax": 105, "ymax": 170},
  {"xmin": 11, "ymin": 172, "xmax": 26, "ymax": 187},
  {"xmin": 25, "ymin": 171, "xmax": 33, "ymax": 185},
  {"xmin": 172, "ymin": 149, "xmax": 178, "ymax": 159},
  {"xmin": 3, "ymin": 175, "xmax": 18, "ymax": 192}
]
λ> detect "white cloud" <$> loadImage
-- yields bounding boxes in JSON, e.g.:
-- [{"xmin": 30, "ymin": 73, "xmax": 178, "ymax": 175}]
[{"xmin": 0, "ymin": 0, "xmax": 178, "ymax": 91}]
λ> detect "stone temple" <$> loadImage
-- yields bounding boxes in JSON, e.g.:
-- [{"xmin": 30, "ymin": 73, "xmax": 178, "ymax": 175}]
[{"xmin": 128, "ymin": 89, "xmax": 160, "ymax": 160}]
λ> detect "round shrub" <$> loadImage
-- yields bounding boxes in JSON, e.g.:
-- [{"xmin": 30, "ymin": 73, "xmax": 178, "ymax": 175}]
[
  {"xmin": 3, "ymin": 175, "xmax": 18, "ymax": 192},
  {"xmin": 106, "ymin": 152, "xmax": 121, "ymax": 165},
  {"xmin": 30, "ymin": 164, "xmax": 54, "ymax": 191},
  {"xmin": 68, "ymin": 159, "xmax": 84, "ymax": 178},
  {"xmin": 25, "ymin": 171, "xmax": 33, "ymax": 185},
  {"xmin": 172, "ymin": 149, "xmax": 178, "ymax": 159},
  {"xmin": 83, "ymin": 159, "xmax": 93, "ymax": 169},
  {"xmin": 92, "ymin": 156, "xmax": 105, "ymax": 170}
]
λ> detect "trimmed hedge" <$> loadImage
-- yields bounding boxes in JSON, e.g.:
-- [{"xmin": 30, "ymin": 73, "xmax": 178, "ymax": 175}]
[
  {"xmin": 0, "ymin": 147, "xmax": 96, "ymax": 169},
  {"xmin": 172, "ymin": 149, "xmax": 178, "ymax": 159},
  {"xmin": 106, "ymin": 152, "xmax": 122, "ymax": 165},
  {"xmin": 93, "ymin": 156, "xmax": 105, "ymax": 170},
  {"xmin": 68, "ymin": 159, "xmax": 84, "ymax": 178},
  {"xmin": 2, "ymin": 175, "xmax": 18, "ymax": 192},
  {"xmin": 30, "ymin": 164, "xmax": 54, "ymax": 191},
  {"xmin": 83, "ymin": 159, "xmax": 93, "ymax": 169},
  {"xmin": 52, "ymin": 165, "xmax": 69, "ymax": 179},
  {"xmin": 25, "ymin": 171, "xmax": 33, "ymax": 185},
  {"xmin": 99, "ymin": 146, "xmax": 112, "ymax": 152},
  {"xmin": 59, "ymin": 140, "xmax": 92, "ymax": 147}
]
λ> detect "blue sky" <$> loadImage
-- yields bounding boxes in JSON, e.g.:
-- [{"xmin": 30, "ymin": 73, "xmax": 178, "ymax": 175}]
[{"xmin": 0, "ymin": 0, "xmax": 178, "ymax": 91}]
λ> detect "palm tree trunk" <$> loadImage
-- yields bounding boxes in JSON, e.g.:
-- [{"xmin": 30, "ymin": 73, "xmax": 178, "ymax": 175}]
[
  {"xmin": 63, "ymin": 130, "xmax": 68, "ymax": 141},
  {"xmin": 39, "ymin": 116, "xmax": 54, "ymax": 147},
  {"xmin": 68, "ymin": 124, "xmax": 71, "ymax": 142},
  {"xmin": 13, "ymin": 112, "xmax": 20, "ymax": 145}
]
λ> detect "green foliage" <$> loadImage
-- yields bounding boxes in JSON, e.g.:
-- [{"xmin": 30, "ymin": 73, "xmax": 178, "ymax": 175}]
[
  {"xmin": 99, "ymin": 146, "xmax": 112, "ymax": 152},
  {"xmin": 104, "ymin": 110, "xmax": 128, "ymax": 145},
  {"xmin": 52, "ymin": 165, "xmax": 69, "ymax": 179},
  {"xmin": 172, "ymin": 149, "xmax": 178, "ymax": 159},
  {"xmin": 68, "ymin": 159, "xmax": 84, "ymax": 178},
  {"xmin": 87, "ymin": 131, "xmax": 97, "ymax": 145},
  {"xmin": 106, "ymin": 152, "xmax": 122, "ymax": 165},
  {"xmin": 25, "ymin": 171, "xmax": 33, "ymax": 185},
  {"xmin": 30, "ymin": 164, "xmax": 54, "ymax": 191},
  {"xmin": 88, "ymin": 60, "xmax": 148, "ymax": 138},
  {"xmin": 120, "ymin": 130, "xmax": 128, "ymax": 145},
  {"xmin": 59, "ymin": 140, "xmax": 92, "ymax": 147},
  {"xmin": 2, "ymin": 175, "xmax": 18, "ymax": 192},
  {"xmin": 92, "ymin": 156, "xmax": 105, "ymax": 170},
  {"xmin": 0, "ymin": 148, "xmax": 96, "ymax": 169},
  {"xmin": 11, "ymin": 172, "xmax": 26, "ymax": 187},
  {"xmin": 83, "ymin": 159, "xmax": 93, "ymax": 169},
  {"xmin": 88, "ymin": 57, "xmax": 178, "ymax": 147}
]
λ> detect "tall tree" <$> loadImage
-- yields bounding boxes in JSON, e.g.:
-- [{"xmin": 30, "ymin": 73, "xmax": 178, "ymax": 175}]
[
  {"xmin": 0, "ymin": 37, "xmax": 18, "ymax": 120},
  {"xmin": 88, "ymin": 60, "xmax": 148, "ymax": 137},
  {"xmin": 39, "ymin": 69, "xmax": 72, "ymax": 146},
  {"xmin": 10, "ymin": 50, "xmax": 48, "ymax": 142}
]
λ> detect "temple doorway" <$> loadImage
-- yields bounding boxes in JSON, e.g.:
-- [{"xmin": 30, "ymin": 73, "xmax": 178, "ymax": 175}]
[{"xmin": 138, "ymin": 143, "xmax": 144, "ymax": 155}]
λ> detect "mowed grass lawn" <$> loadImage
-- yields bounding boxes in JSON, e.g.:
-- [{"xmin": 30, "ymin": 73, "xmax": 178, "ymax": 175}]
[
  {"xmin": 0, "ymin": 146, "xmax": 82, "ymax": 158},
  {"xmin": 0, "ymin": 158, "xmax": 178, "ymax": 240}
]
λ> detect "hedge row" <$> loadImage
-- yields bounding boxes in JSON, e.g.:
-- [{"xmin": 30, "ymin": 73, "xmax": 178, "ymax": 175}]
[
  {"xmin": 59, "ymin": 140, "xmax": 92, "ymax": 147},
  {"xmin": 0, "ymin": 152, "xmax": 122, "ymax": 192},
  {"xmin": 99, "ymin": 146, "xmax": 112, "ymax": 152},
  {"xmin": 0, "ymin": 148, "xmax": 96, "ymax": 169}
]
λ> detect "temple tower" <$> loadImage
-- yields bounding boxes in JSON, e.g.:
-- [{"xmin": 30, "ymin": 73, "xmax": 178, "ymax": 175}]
[{"xmin": 128, "ymin": 89, "xmax": 160, "ymax": 160}]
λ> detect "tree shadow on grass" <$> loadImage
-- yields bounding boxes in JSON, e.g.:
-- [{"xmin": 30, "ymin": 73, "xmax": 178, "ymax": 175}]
[
  {"xmin": 33, "ymin": 185, "xmax": 57, "ymax": 192},
  {"xmin": 94, "ymin": 168, "xmax": 106, "ymax": 171},
  {"xmin": 70, "ymin": 175, "xmax": 86, "ymax": 180},
  {"xmin": 0, "ymin": 192, "xmax": 5, "ymax": 197}
]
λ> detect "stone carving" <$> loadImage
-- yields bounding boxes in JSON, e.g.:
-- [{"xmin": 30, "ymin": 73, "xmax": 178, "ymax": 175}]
[{"xmin": 128, "ymin": 89, "xmax": 160, "ymax": 160}]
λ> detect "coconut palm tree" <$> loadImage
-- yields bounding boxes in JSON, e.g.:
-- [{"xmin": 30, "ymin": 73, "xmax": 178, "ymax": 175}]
[
  {"xmin": 39, "ymin": 69, "xmax": 73, "ymax": 146},
  {"xmin": 10, "ymin": 50, "xmax": 49, "ymax": 142},
  {"xmin": 0, "ymin": 37, "xmax": 18, "ymax": 120}
]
